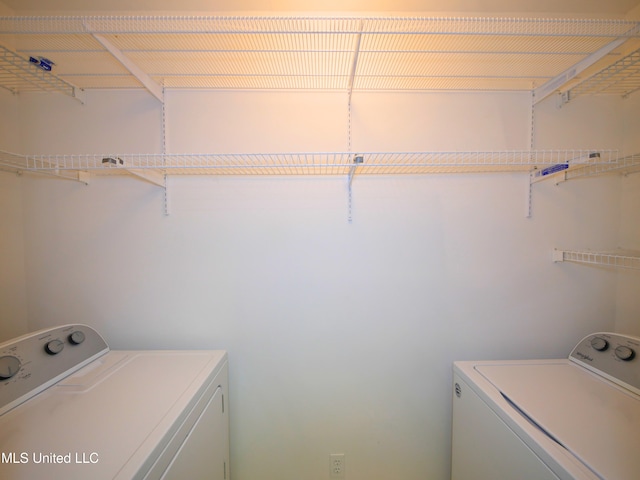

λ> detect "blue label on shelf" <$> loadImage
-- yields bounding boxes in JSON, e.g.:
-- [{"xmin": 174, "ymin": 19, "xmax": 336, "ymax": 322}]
[
  {"xmin": 540, "ymin": 163, "xmax": 569, "ymax": 176},
  {"xmin": 28, "ymin": 56, "xmax": 54, "ymax": 71}
]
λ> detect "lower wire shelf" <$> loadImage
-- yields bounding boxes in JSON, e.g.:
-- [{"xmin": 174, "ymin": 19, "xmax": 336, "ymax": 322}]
[{"xmin": 0, "ymin": 149, "xmax": 620, "ymax": 177}]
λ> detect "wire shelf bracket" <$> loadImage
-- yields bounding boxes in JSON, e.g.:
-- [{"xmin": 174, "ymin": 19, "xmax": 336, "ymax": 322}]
[
  {"xmin": 124, "ymin": 168, "xmax": 166, "ymax": 187},
  {"xmin": 89, "ymin": 33, "xmax": 164, "ymax": 103}
]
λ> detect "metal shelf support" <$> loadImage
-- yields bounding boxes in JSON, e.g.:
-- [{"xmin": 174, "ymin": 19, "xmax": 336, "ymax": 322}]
[
  {"xmin": 90, "ymin": 33, "xmax": 164, "ymax": 103},
  {"xmin": 347, "ymin": 154, "xmax": 363, "ymax": 223}
]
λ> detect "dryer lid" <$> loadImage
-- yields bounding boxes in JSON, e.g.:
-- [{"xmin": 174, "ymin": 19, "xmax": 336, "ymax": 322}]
[{"xmin": 476, "ymin": 362, "xmax": 640, "ymax": 480}]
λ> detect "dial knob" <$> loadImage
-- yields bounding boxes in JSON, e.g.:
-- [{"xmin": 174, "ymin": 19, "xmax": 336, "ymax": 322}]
[
  {"xmin": 69, "ymin": 331, "xmax": 85, "ymax": 345},
  {"xmin": 590, "ymin": 337, "xmax": 609, "ymax": 351},
  {"xmin": 615, "ymin": 346, "xmax": 635, "ymax": 361},
  {"xmin": 45, "ymin": 339, "xmax": 64, "ymax": 355},
  {"xmin": 0, "ymin": 355, "xmax": 21, "ymax": 380}
]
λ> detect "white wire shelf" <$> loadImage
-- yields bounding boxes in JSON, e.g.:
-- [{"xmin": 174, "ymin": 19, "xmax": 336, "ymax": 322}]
[
  {"xmin": 567, "ymin": 46, "xmax": 640, "ymax": 99},
  {"xmin": 0, "ymin": 45, "xmax": 84, "ymax": 100},
  {"xmin": 0, "ymin": 149, "xmax": 620, "ymax": 178},
  {"xmin": 559, "ymin": 152, "xmax": 640, "ymax": 180},
  {"xmin": 554, "ymin": 249, "xmax": 640, "ymax": 270},
  {"xmin": 3, "ymin": 16, "xmax": 637, "ymax": 35},
  {"xmin": 1, "ymin": 15, "xmax": 639, "ymax": 95}
]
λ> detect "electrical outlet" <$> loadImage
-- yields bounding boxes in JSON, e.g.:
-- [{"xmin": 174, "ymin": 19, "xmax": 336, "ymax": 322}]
[{"xmin": 330, "ymin": 453, "xmax": 345, "ymax": 478}]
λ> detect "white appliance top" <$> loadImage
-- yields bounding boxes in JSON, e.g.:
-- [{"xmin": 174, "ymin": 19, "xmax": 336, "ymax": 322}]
[
  {"xmin": 477, "ymin": 362, "xmax": 640, "ymax": 480},
  {"xmin": 0, "ymin": 324, "xmax": 227, "ymax": 480},
  {"xmin": 456, "ymin": 332, "xmax": 640, "ymax": 480}
]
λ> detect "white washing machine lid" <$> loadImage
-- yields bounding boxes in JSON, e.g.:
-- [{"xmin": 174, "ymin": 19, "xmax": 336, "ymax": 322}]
[{"xmin": 476, "ymin": 362, "xmax": 640, "ymax": 480}]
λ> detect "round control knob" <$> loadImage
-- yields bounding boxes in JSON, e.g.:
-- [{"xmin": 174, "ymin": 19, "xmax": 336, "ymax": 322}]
[
  {"xmin": 45, "ymin": 339, "xmax": 64, "ymax": 355},
  {"xmin": 590, "ymin": 337, "xmax": 609, "ymax": 351},
  {"xmin": 615, "ymin": 345, "xmax": 635, "ymax": 361},
  {"xmin": 0, "ymin": 355, "xmax": 21, "ymax": 380},
  {"xmin": 69, "ymin": 331, "xmax": 85, "ymax": 345}
]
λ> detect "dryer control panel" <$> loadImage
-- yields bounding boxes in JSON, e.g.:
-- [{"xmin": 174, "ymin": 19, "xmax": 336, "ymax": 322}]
[
  {"xmin": 0, "ymin": 324, "xmax": 109, "ymax": 415},
  {"xmin": 570, "ymin": 332, "xmax": 640, "ymax": 396}
]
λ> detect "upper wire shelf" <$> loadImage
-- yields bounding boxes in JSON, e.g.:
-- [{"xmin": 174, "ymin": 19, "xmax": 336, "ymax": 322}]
[
  {"xmin": 567, "ymin": 46, "xmax": 640, "ymax": 99},
  {"xmin": 1, "ymin": 15, "xmax": 639, "ymax": 95}
]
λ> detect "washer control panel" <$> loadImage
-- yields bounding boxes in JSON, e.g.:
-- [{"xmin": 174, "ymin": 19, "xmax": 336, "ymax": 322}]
[
  {"xmin": 570, "ymin": 332, "xmax": 640, "ymax": 395},
  {"xmin": 0, "ymin": 324, "xmax": 109, "ymax": 415}
]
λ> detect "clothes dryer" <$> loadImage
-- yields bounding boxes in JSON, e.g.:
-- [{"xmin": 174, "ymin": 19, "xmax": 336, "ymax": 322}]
[{"xmin": 0, "ymin": 324, "xmax": 229, "ymax": 480}]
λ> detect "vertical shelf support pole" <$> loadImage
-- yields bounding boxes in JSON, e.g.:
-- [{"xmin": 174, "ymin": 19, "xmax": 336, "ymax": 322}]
[
  {"xmin": 163, "ymin": 174, "xmax": 170, "ymax": 216},
  {"xmin": 347, "ymin": 155, "xmax": 364, "ymax": 223},
  {"xmin": 527, "ymin": 90, "xmax": 536, "ymax": 218},
  {"xmin": 346, "ymin": 22, "xmax": 363, "ymax": 223},
  {"xmin": 527, "ymin": 172, "xmax": 534, "ymax": 218},
  {"xmin": 162, "ymin": 86, "xmax": 170, "ymax": 216}
]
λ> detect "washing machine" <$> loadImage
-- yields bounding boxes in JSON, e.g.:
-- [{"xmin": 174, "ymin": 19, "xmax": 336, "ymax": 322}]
[
  {"xmin": 451, "ymin": 332, "xmax": 640, "ymax": 480},
  {"xmin": 0, "ymin": 324, "xmax": 229, "ymax": 480}
]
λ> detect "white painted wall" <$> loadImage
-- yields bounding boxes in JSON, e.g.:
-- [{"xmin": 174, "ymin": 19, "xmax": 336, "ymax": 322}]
[
  {"xmin": 0, "ymin": 90, "xmax": 21, "ymax": 150},
  {"xmin": 5, "ymin": 87, "xmax": 634, "ymax": 480},
  {"xmin": 0, "ymin": 170, "xmax": 28, "ymax": 342},
  {"xmin": 0, "ymin": 89, "xmax": 29, "ymax": 341},
  {"xmin": 616, "ymin": 91, "xmax": 640, "ymax": 335},
  {"xmin": 535, "ymin": 91, "xmax": 640, "ymax": 336}
]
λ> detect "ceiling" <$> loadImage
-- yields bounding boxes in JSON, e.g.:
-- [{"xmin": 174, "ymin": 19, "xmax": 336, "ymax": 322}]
[
  {"xmin": 2, "ymin": 0, "xmax": 640, "ymax": 16},
  {"xmin": 1, "ymin": 1, "xmax": 640, "ymax": 101}
]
